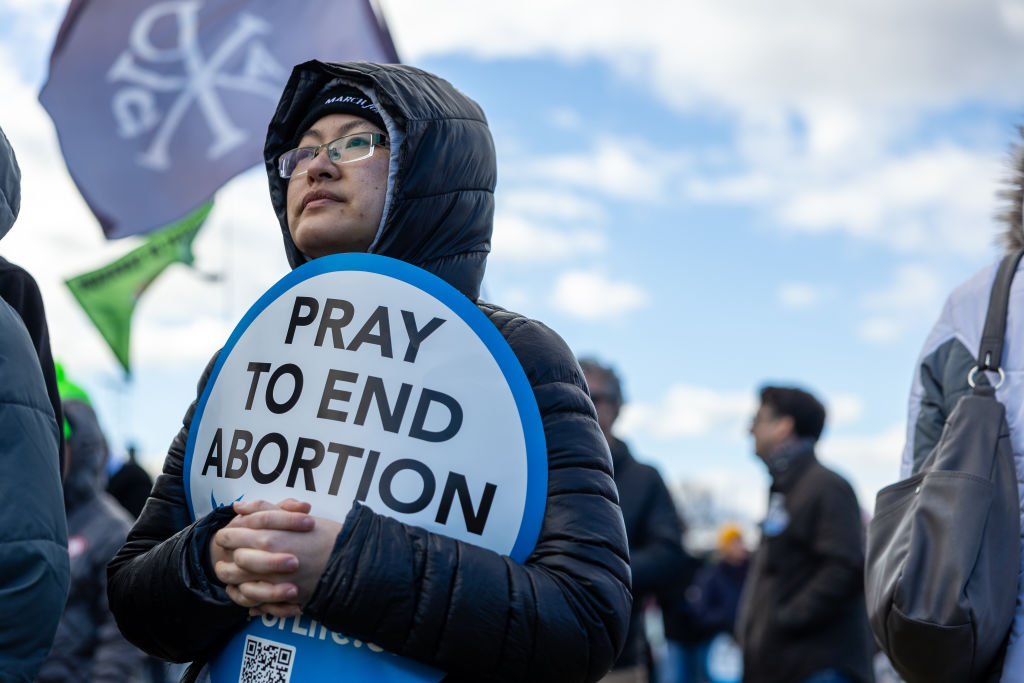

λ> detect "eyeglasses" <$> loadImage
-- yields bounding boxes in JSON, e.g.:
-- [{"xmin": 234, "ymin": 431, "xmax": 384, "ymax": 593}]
[{"xmin": 278, "ymin": 132, "xmax": 389, "ymax": 178}]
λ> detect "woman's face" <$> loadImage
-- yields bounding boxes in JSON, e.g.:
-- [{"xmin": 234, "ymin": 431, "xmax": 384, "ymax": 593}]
[{"xmin": 285, "ymin": 113, "xmax": 390, "ymax": 258}]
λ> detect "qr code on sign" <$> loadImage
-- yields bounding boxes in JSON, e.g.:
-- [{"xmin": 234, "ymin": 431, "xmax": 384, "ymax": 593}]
[{"xmin": 239, "ymin": 635, "xmax": 295, "ymax": 683}]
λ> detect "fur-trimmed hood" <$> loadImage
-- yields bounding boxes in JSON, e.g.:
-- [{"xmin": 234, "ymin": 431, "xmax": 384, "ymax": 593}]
[
  {"xmin": 998, "ymin": 125, "xmax": 1024, "ymax": 253},
  {"xmin": 263, "ymin": 61, "xmax": 495, "ymax": 301}
]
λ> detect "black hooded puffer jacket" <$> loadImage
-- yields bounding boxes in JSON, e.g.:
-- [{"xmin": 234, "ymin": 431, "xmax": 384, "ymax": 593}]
[{"xmin": 107, "ymin": 61, "xmax": 631, "ymax": 682}]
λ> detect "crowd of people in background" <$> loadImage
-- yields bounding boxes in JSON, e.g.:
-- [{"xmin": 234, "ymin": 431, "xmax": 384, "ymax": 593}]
[{"xmin": 4, "ymin": 54, "xmax": 1024, "ymax": 683}]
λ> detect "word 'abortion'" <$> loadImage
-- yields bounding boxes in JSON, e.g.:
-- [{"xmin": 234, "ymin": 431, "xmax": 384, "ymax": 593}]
[{"xmin": 201, "ymin": 296, "xmax": 500, "ymax": 535}]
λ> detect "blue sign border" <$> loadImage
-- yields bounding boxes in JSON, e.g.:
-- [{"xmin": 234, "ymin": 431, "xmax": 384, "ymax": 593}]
[{"xmin": 183, "ymin": 252, "xmax": 547, "ymax": 563}]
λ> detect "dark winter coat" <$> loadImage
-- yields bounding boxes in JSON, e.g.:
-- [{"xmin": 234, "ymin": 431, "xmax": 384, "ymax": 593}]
[
  {"xmin": 36, "ymin": 400, "xmax": 142, "ymax": 683},
  {"xmin": 107, "ymin": 60, "xmax": 631, "ymax": 682},
  {"xmin": 608, "ymin": 438, "xmax": 687, "ymax": 670},
  {"xmin": 0, "ymin": 257, "xmax": 64, "ymax": 467},
  {"xmin": 736, "ymin": 443, "xmax": 873, "ymax": 683},
  {"xmin": 0, "ymin": 125, "xmax": 69, "ymax": 682},
  {"xmin": 690, "ymin": 557, "xmax": 747, "ymax": 638}
]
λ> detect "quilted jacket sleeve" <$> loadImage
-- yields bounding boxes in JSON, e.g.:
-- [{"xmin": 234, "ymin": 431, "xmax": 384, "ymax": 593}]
[
  {"xmin": 106, "ymin": 353, "xmax": 249, "ymax": 663},
  {"xmin": 0, "ymin": 303, "xmax": 68, "ymax": 682},
  {"xmin": 303, "ymin": 308, "xmax": 632, "ymax": 682}
]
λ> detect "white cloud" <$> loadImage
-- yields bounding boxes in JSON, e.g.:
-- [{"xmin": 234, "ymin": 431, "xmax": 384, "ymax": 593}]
[
  {"xmin": 551, "ymin": 270, "xmax": 649, "ymax": 320},
  {"xmin": 861, "ymin": 263, "xmax": 943, "ymax": 311},
  {"xmin": 497, "ymin": 189, "xmax": 607, "ymax": 223},
  {"xmin": 691, "ymin": 142, "xmax": 1002, "ymax": 256},
  {"xmin": 525, "ymin": 137, "xmax": 683, "ymax": 202},
  {"xmin": 618, "ymin": 384, "xmax": 756, "ymax": 439},
  {"xmin": 857, "ymin": 317, "xmax": 905, "ymax": 344},
  {"xmin": 777, "ymin": 282, "xmax": 831, "ymax": 310},
  {"xmin": 0, "ymin": 0, "xmax": 63, "ymax": 45},
  {"xmin": 493, "ymin": 286, "xmax": 531, "ymax": 313},
  {"xmin": 827, "ymin": 394, "xmax": 865, "ymax": 428},
  {"xmin": 618, "ymin": 383, "xmax": 862, "ymax": 439},
  {"xmin": 780, "ymin": 146, "xmax": 999, "ymax": 254},
  {"xmin": 548, "ymin": 107, "xmax": 583, "ymax": 131},
  {"xmin": 491, "ymin": 213, "xmax": 605, "ymax": 264},
  {"xmin": 383, "ymin": 0, "xmax": 1024, "ymax": 113},
  {"xmin": 0, "ymin": 0, "xmax": 62, "ymax": 10},
  {"xmin": 999, "ymin": 0, "xmax": 1024, "ymax": 34},
  {"xmin": 381, "ymin": 1, "xmax": 1016, "ymax": 257},
  {"xmin": 131, "ymin": 315, "xmax": 235, "ymax": 366},
  {"xmin": 856, "ymin": 264, "xmax": 945, "ymax": 343}
]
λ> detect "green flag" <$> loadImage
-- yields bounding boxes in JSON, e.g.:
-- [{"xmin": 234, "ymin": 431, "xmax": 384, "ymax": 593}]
[{"xmin": 66, "ymin": 202, "xmax": 213, "ymax": 374}]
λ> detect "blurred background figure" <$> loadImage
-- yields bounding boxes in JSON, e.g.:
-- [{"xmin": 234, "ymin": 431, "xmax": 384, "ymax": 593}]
[
  {"xmin": 0, "ymin": 123, "xmax": 69, "ymax": 682},
  {"xmin": 695, "ymin": 524, "xmax": 748, "ymax": 640},
  {"xmin": 581, "ymin": 357, "xmax": 692, "ymax": 683},
  {"xmin": 56, "ymin": 361, "xmax": 154, "ymax": 520},
  {"xmin": 687, "ymin": 523, "xmax": 748, "ymax": 683},
  {"xmin": 106, "ymin": 443, "xmax": 154, "ymax": 520},
  {"xmin": 35, "ymin": 371, "xmax": 145, "ymax": 682},
  {"xmin": 736, "ymin": 385, "xmax": 873, "ymax": 683},
  {"xmin": 656, "ymin": 523, "xmax": 748, "ymax": 683}
]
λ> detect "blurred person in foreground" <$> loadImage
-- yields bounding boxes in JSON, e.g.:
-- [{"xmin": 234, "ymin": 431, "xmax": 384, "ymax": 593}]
[
  {"xmin": 580, "ymin": 357, "xmax": 690, "ymax": 683},
  {"xmin": 36, "ymin": 377, "xmax": 144, "ymax": 682},
  {"xmin": 736, "ymin": 386, "xmax": 873, "ymax": 683},
  {"xmin": 0, "ymin": 124, "xmax": 69, "ymax": 680},
  {"xmin": 107, "ymin": 60, "xmax": 631, "ymax": 682},
  {"xmin": 900, "ymin": 127, "xmax": 1024, "ymax": 679},
  {"xmin": 0, "ymin": 257, "xmax": 64, "ymax": 467}
]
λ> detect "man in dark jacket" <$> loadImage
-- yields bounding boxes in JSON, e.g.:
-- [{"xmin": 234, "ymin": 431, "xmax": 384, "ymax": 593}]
[
  {"xmin": 108, "ymin": 61, "xmax": 631, "ymax": 682},
  {"xmin": 0, "ymin": 124, "xmax": 69, "ymax": 681},
  {"xmin": 579, "ymin": 357, "xmax": 688, "ymax": 683},
  {"xmin": 736, "ymin": 386, "xmax": 873, "ymax": 683},
  {"xmin": 37, "ymin": 398, "xmax": 144, "ymax": 682}
]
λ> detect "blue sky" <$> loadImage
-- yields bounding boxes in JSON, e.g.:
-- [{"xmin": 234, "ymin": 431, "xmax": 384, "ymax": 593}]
[{"xmin": 2, "ymin": 0, "xmax": 1023, "ymax": 544}]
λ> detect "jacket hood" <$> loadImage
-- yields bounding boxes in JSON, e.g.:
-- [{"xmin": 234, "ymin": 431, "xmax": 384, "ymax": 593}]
[
  {"xmin": 62, "ymin": 399, "xmax": 109, "ymax": 510},
  {"xmin": 998, "ymin": 124, "xmax": 1024, "ymax": 254},
  {"xmin": 264, "ymin": 61, "xmax": 495, "ymax": 301},
  {"xmin": 0, "ymin": 125, "xmax": 20, "ymax": 241}
]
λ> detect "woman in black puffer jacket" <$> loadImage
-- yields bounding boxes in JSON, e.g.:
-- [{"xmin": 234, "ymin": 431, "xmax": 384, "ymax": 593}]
[{"xmin": 107, "ymin": 60, "xmax": 631, "ymax": 682}]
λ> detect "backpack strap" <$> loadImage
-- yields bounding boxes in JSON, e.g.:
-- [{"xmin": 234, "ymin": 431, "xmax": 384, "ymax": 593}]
[{"xmin": 975, "ymin": 248, "xmax": 1024, "ymax": 381}]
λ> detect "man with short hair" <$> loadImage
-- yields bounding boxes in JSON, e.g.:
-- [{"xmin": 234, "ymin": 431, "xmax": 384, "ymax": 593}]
[
  {"xmin": 736, "ymin": 386, "xmax": 873, "ymax": 683},
  {"xmin": 579, "ymin": 357, "xmax": 688, "ymax": 683},
  {"xmin": 108, "ymin": 61, "xmax": 631, "ymax": 682}
]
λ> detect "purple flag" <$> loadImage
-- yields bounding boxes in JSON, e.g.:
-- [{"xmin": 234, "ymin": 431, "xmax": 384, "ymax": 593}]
[{"xmin": 40, "ymin": 0, "xmax": 399, "ymax": 239}]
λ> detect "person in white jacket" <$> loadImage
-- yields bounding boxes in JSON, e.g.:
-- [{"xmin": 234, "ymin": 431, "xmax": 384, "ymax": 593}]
[{"xmin": 901, "ymin": 126, "xmax": 1024, "ymax": 680}]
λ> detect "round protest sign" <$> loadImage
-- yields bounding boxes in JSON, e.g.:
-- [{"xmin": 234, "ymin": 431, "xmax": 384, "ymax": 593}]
[{"xmin": 184, "ymin": 253, "xmax": 547, "ymax": 682}]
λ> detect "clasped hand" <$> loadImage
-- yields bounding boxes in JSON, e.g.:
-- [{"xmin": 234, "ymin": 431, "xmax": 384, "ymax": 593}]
[{"xmin": 210, "ymin": 498, "xmax": 342, "ymax": 618}]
